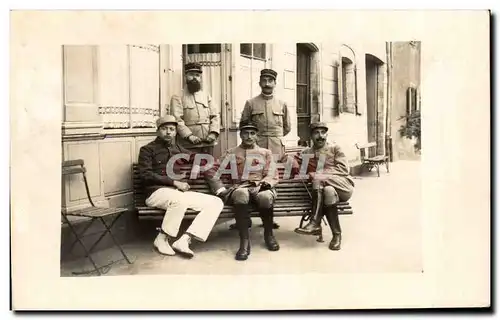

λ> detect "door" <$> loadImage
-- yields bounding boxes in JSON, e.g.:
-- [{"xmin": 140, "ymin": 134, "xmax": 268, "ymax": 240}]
[
  {"xmin": 365, "ymin": 54, "xmax": 385, "ymax": 157},
  {"xmin": 182, "ymin": 44, "xmax": 231, "ymax": 158},
  {"xmin": 296, "ymin": 44, "xmax": 312, "ymax": 145}
]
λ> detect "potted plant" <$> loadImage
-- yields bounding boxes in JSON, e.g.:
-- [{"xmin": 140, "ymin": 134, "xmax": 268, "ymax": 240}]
[{"xmin": 399, "ymin": 110, "xmax": 421, "ymax": 152}]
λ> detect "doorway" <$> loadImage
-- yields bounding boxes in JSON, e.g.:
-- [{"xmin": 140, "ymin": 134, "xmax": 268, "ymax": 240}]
[
  {"xmin": 365, "ymin": 54, "xmax": 384, "ymax": 156},
  {"xmin": 182, "ymin": 43, "xmax": 231, "ymax": 158}
]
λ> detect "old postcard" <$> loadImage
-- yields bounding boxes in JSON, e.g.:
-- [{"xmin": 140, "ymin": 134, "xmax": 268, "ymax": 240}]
[{"xmin": 10, "ymin": 10, "xmax": 490, "ymax": 310}]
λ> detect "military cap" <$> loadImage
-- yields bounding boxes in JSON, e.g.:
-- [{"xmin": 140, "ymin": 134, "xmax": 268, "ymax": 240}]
[
  {"xmin": 156, "ymin": 115, "xmax": 178, "ymax": 128},
  {"xmin": 260, "ymin": 68, "xmax": 278, "ymax": 80},
  {"xmin": 184, "ymin": 62, "xmax": 203, "ymax": 74},
  {"xmin": 309, "ymin": 121, "xmax": 329, "ymax": 132},
  {"xmin": 239, "ymin": 120, "xmax": 259, "ymax": 132}
]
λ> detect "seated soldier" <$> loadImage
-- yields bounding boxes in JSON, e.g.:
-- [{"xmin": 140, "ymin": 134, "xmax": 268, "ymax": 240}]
[
  {"xmin": 137, "ymin": 115, "xmax": 224, "ymax": 258},
  {"xmin": 207, "ymin": 121, "xmax": 280, "ymax": 261},
  {"xmin": 289, "ymin": 122, "xmax": 355, "ymax": 250}
]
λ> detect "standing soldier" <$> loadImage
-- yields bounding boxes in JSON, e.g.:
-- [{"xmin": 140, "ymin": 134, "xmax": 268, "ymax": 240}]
[
  {"xmin": 239, "ymin": 68, "xmax": 292, "ymax": 162},
  {"xmin": 170, "ymin": 62, "xmax": 221, "ymax": 155},
  {"xmin": 236, "ymin": 68, "xmax": 291, "ymax": 230}
]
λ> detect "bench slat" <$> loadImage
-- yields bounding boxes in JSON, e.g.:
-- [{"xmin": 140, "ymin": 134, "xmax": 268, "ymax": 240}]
[{"xmin": 131, "ymin": 163, "xmax": 353, "ymax": 219}]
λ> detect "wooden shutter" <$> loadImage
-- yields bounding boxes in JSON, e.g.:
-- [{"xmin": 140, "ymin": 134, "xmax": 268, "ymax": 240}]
[{"xmin": 337, "ymin": 51, "xmax": 343, "ymax": 115}]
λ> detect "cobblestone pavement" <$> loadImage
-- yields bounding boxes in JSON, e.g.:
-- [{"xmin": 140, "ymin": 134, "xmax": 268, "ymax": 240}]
[{"xmin": 61, "ymin": 160, "xmax": 422, "ymax": 276}]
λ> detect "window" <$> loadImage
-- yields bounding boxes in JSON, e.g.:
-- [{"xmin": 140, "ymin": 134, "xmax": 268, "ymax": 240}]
[
  {"xmin": 234, "ymin": 43, "xmax": 269, "ymax": 125},
  {"xmin": 332, "ymin": 63, "xmax": 340, "ymax": 116},
  {"xmin": 240, "ymin": 43, "xmax": 266, "ymax": 60},
  {"xmin": 406, "ymin": 86, "xmax": 419, "ymax": 115},
  {"xmin": 296, "ymin": 44, "xmax": 313, "ymax": 144},
  {"xmin": 62, "ymin": 45, "xmax": 161, "ymax": 132},
  {"xmin": 341, "ymin": 57, "xmax": 356, "ymax": 114}
]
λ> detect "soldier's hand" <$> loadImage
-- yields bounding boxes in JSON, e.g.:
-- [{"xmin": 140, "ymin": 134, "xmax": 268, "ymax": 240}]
[
  {"xmin": 260, "ymin": 181, "xmax": 271, "ymax": 189},
  {"xmin": 188, "ymin": 135, "xmax": 202, "ymax": 144},
  {"xmin": 173, "ymin": 181, "xmax": 190, "ymax": 192},
  {"xmin": 205, "ymin": 133, "xmax": 217, "ymax": 143}
]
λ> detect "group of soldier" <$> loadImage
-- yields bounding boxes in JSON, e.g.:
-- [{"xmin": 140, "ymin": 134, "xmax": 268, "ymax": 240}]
[{"xmin": 137, "ymin": 62, "xmax": 355, "ymax": 261}]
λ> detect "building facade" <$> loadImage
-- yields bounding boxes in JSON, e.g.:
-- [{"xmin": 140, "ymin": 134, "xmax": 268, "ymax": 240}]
[
  {"xmin": 388, "ymin": 41, "xmax": 422, "ymax": 161},
  {"xmin": 61, "ymin": 42, "xmax": 419, "ymax": 256}
]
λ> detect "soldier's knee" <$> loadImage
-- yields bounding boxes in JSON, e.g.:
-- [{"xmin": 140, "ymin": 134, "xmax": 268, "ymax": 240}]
[
  {"xmin": 231, "ymin": 188, "xmax": 250, "ymax": 204},
  {"xmin": 323, "ymin": 186, "xmax": 339, "ymax": 206},
  {"xmin": 255, "ymin": 191, "xmax": 274, "ymax": 209}
]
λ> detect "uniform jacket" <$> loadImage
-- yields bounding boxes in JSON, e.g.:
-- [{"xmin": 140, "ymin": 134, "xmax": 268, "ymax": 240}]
[
  {"xmin": 206, "ymin": 144, "xmax": 279, "ymax": 200},
  {"xmin": 137, "ymin": 137, "xmax": 213, "ymax": 199},
  {"xmin": 290, "ymin": 142, "xmax": 355, "ymax": 194},
  {"xmin": 170, "ymin": 90, "xmax": 221, "ymax": 149},
  {"xmin": 239, "ymin": 94, "xmax": 291, "ymax": 158}
]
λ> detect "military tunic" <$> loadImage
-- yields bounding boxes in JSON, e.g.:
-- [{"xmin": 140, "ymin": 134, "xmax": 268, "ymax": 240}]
[
  {"xmin": 239, "ymin": 94, "xmax": 291, "ymax": 161},
  {"xmin": 291, "ymin": 142, "xmax": 355, "ymax": 201},
  {"xmin": 137, "ymin": 137, "xmax": 203, "ymax": 199},
  {"xmin": 170, "ymin": 90, "xmax": 220, "ymax": 152},
  {"xmin": 206, "ymin": 145, "xmax": 279, "ymax": 204}
]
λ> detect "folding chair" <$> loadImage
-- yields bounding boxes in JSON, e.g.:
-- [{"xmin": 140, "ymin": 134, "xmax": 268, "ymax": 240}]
[{"xmin": 61, "ymin": 159, "xmax": 134, "ymax": 276}]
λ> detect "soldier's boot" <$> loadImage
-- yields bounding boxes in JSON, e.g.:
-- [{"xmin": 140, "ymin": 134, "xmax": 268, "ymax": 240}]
[
  {"xmin": 234, "ymin": 204, "xmax": 251, "ymax": 261},
  {"xmin": 295, "ymin": 188, "xmax": 324, "ymax": 236},
  {"xmin": 260, "ymin": 208, "xmax": 280, "ymax": 251},
  {"xmin": 325, "ymin": 205, "xmax": 342, "ymax": 250}
]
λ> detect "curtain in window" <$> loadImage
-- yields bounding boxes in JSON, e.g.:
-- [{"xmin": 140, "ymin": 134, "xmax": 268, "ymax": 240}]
[
  {"xmin": 129, "ymin": 45, "xmax": 160, "ymax": 128},
  {"xmin": 185, "ymin": 53, "xmax": 222, "ymax": 124},
  {"xmin": 98, "ymin": 45, "xmax": 130, "ymax": 128}
]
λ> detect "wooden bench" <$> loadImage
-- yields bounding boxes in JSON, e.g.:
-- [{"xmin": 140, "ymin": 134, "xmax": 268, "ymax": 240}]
[
  {"xmin": 355, "ymin": 142, "xmax": 390, "ymax": 177},
  {"xmin": 132, "ymin": 163, "xmax": 353, "ymax": 226}
]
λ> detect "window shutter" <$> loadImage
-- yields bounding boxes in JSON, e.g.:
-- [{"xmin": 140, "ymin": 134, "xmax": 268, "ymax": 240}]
[
  {"xmin": 337, "ymin": 51, "xmax": 343, "ymax": 115},
  {"xmin": 411, "ymin": 87, "xmax": 418, "ymax": 113},
  {"xmin": 406, "ymin": 87, "xmax": 412, "ymax": 116}
]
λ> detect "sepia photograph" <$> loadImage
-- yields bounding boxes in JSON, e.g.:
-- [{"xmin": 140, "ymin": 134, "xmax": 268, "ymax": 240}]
[
  {"xmin": 10, "ymin": 9, "xmax": 490, "ymax": 310},
  {"xmin": 60, "ymin": 41, "xmax": 423, "ymax": 276}
]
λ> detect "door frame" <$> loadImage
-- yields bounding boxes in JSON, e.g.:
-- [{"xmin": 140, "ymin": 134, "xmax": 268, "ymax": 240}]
[{"xmin": 180, "ymin": 43, "xmax": 232, "ymax": 157}]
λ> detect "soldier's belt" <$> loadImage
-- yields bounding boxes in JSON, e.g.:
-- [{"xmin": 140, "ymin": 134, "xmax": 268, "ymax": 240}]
[
  {"xmin": 185, "ymin": 121, "xmax": 210, "ymax": 126},
  {"xmin": 258, "ymin": 133, "xmax": 283, "ymax": 137}
]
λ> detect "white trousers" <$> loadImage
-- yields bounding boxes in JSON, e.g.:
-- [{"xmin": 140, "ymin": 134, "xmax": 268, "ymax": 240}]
[{"xmin": 145, "ymin": 187, "xmax": 224, "ymax": 242}]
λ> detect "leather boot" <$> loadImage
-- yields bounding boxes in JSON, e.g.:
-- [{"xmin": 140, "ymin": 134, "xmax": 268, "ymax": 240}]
[
  {"xmin": 234, "ymin": 204, "xmax": 251, "ymax": 261},
  {"xmin": 260, "ymin": 208, "xmax": 280, "ymax": 251},
  {"xmin": 295, "ymin": 188, "xmax": 324, "ymax": 236},
  {"xmin": 325, "ymin": 205, "xmax": 342, "ymax": 250}
]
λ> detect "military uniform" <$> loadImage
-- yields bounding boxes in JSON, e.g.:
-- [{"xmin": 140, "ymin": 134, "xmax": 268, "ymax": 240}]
[
  {"xmin": 209, "ymin": 144, "xmax": 280, "ymax": 206},
  {"xmin": 293, "ymin": 143, "xmax": 355, "ymax": 202},
  {"xmin": 206, "ymin": 122, "xmax": 281, "ymax": 260},
  {"xmin": 170, "ymin": 62, "xmax": 221, "ymax": 154},
  {"xmin": 290, "ymin": 122, "xmax": 355, "ymax": 251},
  {"xmin": 138, "ymin": 115, "xmax": 224, "ymax": 257},
  {"xmin": 239, "ymin": 69, "xmax": 291, "ymax": 161}
]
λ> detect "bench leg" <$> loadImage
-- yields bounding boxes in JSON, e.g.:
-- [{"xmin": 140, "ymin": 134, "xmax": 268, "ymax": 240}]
[
  {"xmin": 377, "ymin": 164, "xmax": 380, "ymax": 177},
  {"xmin": 386, "ymin": 159, "xmax": 390, "ymax": 173}
]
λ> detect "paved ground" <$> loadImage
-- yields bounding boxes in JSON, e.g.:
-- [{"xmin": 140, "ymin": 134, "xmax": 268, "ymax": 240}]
[{"xmin": 61, "ymin": 160, "xmax": 422, "ymax": 276}]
